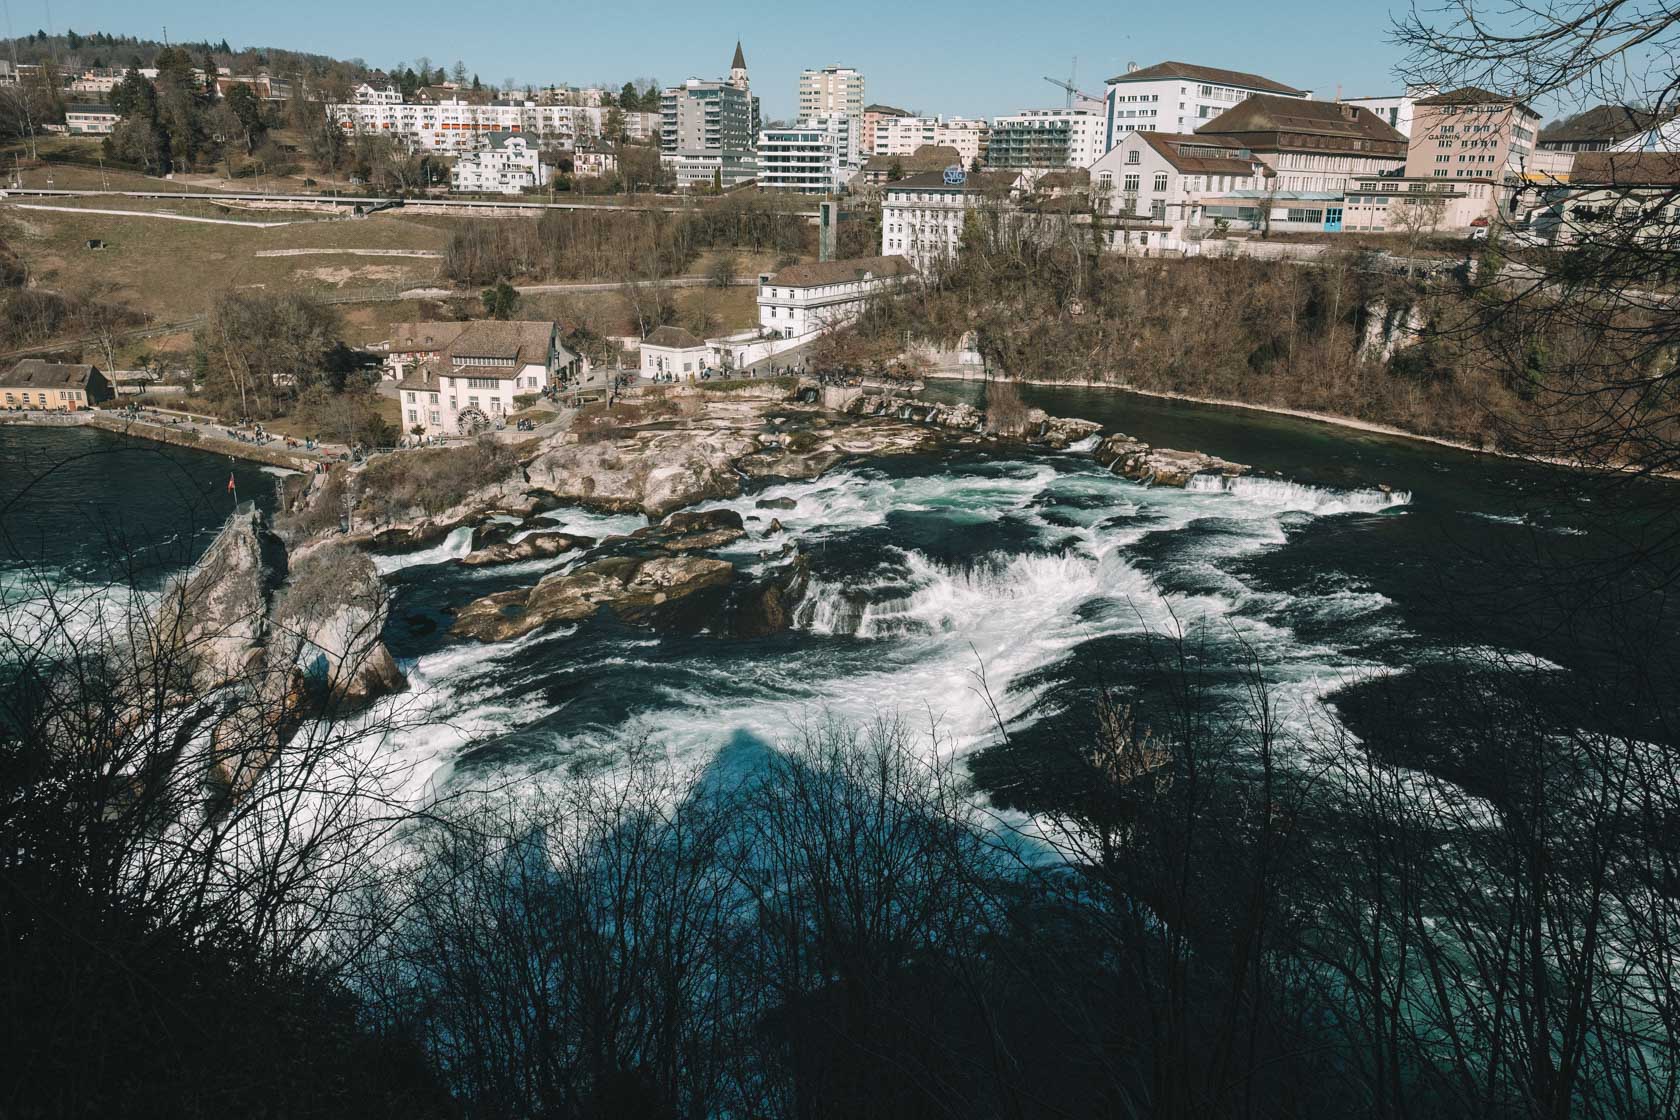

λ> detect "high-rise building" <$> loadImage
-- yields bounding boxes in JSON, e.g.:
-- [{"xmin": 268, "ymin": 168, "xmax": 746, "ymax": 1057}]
[
  {"xmin": 799, "ymin": 66, "xmax": 865, "ymax": 123},
  {"xmin": 758, "ymin": 115, "xmax": 856, "ymax": 195},
  {"xmin": 873, "ymin": 116, "xmax": 990, "ymax": 166},
  {"xmin": 662, "ymin": 43, "xmax": 761, "ymax": 190}
]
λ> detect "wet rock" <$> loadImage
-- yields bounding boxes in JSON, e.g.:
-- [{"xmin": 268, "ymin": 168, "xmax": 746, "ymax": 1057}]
[
  {"xmin": 273, "ymin": 543, "xmax": 407, "ymax": 713},
  {"xmin": 756, "ymin": 496, "xmax": 798, "ymax": 510},
  {"xmin": 527, "ymin": 426, "xmax": 761, "ymax": 518},
  {"xmin": 451, "ymin": 554, "xmax": 735, "ymax": 642},
  {"xmin": 765, "ymin": 518, "xmax": 783, "ymax": 536},
  {"xmin": 729, "ymin": 552, "xmax": 811, "ymax": 639},
  {"xmin": 367, "ymin": 521, "xmax": 455, "ymax": 553},
  {"xmin": 471, "ymin": 520, "xmax": 519, "ymax": 550},
  {"xmin": 1094, "ymin": 432, "xmax": 1248, "ymax": 487},
  {"xmin": 461, "ymin": 532, "xmax": 596, "ymax": 568},
  {"xmin": 631, "ymin": 508, "xmax": 746, "ymax": 553}
]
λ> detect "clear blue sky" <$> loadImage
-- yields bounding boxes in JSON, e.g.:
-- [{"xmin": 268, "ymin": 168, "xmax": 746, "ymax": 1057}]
[{"xmin": 30, "ymin": 1, "xmax": 1411, "ymax": 119}]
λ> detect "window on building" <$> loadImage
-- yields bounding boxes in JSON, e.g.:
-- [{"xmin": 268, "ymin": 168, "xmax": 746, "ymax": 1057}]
[
  {"xmin": 1152, "ymin": 172, "xmax": 1168, "ymax": 191},
  {"xmin": 1123, "ymin": 174, "xmax": 1139, "ymax": 192},
  {"xmin": 1126, "ymin": 150, "xmax": 1139, "ymax": 165}
]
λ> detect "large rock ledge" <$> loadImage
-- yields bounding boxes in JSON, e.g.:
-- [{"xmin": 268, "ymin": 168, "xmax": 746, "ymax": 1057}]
[
  {"xmin": 451, "ymin": 554, "xmax": 735, "ymax": 643},
  {"xmin": 1093, "ymin": 433, "xmax": 1248, "ymax": 487}
]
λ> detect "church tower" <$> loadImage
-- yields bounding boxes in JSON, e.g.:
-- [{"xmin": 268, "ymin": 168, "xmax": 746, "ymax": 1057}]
[{"xmin": 728, "ymin": 40, "xmax": 749, "ymax": 91}]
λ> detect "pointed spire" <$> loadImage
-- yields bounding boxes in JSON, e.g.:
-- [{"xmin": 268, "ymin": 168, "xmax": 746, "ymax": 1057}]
[{"xmin": 732, "ymin": 40, "xmax": 746, "ymax": 71}]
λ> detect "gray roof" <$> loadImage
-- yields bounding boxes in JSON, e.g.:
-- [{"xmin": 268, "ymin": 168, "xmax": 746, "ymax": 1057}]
[
  {"xmin": 1, "ymin": 359, "xmax": 101, "ymax": 389},
  {"xmin": 643, "ymin": 325, "xmax": 707, "ymax": 350},
  {"xmin": 1106, "ymin": 61, "xmax": 1306, "ymax": 97}
]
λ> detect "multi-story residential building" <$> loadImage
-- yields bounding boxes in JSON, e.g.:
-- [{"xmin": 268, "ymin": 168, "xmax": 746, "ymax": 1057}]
[
  {"xmin": 68, "ymin": 68, "xmax": 132, "ymax": 96},
  {"xmin": 331, "ymin": 96, "xmax": 564, "ymax": 153},
  {"xmin": 757, "ymin": 255, "xmax": 915, "ymax": 338},
  {"xmin": 880, "ymin": 167, "xmax": 1021, "ymax": 272},
  {"xmin": 1196, "ymin": 95, "xmax": 1407, "ymax": 193},
  {"xmin": 353, "ymin": 83, "xmax": 403, "ymax": 105},
  {"xmin": 661, "ymin": 45, "xmax": 761, "ymax": 190},
  {"xmin": 799, "ymin": 66, "xmax": 865, "ymax": 123},
  {"xmin": 861, "ymin": 104, "xmax": 910, "ymax": 155},
  {"xmin": 1340, "ymin": 86, "xmax": 1439, "ymax": 138},
  {"xmin": 988, "ymin": 99, "xmax": 1107, "ymax": 169},
  {"xmin": 1405, "ymin": 87, "xmax": 1542, "ymax": 180},
  {"xmin": 1101, "ymin": 60, "xmax": 1309, "ymax": 150},
  {"xmin": 64, "ymin": 105, "xmax": 119, "ymax": 135},
  {"xmin": 1088, "ymin": 131, "xmax": 1271, "ymax": 251},
  {"xmin": 397, "ymin": 320, "xmax": 577, "ymax": 436},
  {"xmin": 874, "ymin": 115, "xmax": 990, "ymax": 166},
  {"xmin": 450, "ymin": 132, "xmax": 550, "ymax": 195},
  {"xmin": 758, "ymin": 115, "xmax": 856, "ymax": 195}
]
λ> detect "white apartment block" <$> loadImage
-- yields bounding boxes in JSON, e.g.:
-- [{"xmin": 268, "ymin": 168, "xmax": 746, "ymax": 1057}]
[
  {"xmin": 1102, "ymin": 61, "xmax": 1309, "ymax": 150},
  {"xmin": 988, "ymin": 100, "xmax": 1107, "ymax": 169},
  {"xmin": 1088, "ymin": 131, "xmax": 1270, "ymax": 252},
  {"xmin": 397, "ymin": 321, "xmax": 569, "ymax": 436},
  {"xmin": 874, "ymin": 116, "xmax": 990, "ymax": 166},
  {"xmin": 758, "ymin": 116, "xmax": 856, "ymax": 195},
  {"xmin": 799, "ymin": 66, "xmax": 865, "ymax": 122},
  {"xmin": 450, "ymin": 132, "xmax": 550, "ymax": 195},
  {"xmin": 757, "ymin": 255, "xmax": 914, "ymax": 338},
  {"xmin": 330, "ymin": 97, "xmax": 614, "ymax": 153},
  {"xmin": 881, "ymin": 168, "xmax": 1020, "ymax": 273},
  {"xmin": 354, "ymin": 83, "xmax": 403, "ymax": 105}
]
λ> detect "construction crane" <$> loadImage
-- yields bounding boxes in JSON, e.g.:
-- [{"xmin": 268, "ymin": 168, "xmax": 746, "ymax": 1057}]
[{"xmin": 1043, "ymin": 59, "xmax": 1101, "ymax": 110}]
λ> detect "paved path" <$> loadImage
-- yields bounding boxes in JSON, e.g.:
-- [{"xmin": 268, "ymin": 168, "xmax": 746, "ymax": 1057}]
[{"xmin": 5, "ymin": 203, "xmax": 305, "ymax": 227}]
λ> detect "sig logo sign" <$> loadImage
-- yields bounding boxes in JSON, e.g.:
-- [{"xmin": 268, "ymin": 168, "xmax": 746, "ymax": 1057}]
[{"xmin": 942, "ymin": 164, "xmax": 967, "ymax": 186}]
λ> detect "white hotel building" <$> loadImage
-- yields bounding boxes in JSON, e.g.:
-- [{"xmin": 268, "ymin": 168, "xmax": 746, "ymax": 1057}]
[
  {"xmin": 757, "ymin": 255, "xmax": 915, "ymax": 338},
  {"xmin": 1101, "ymin": 61, "xmax": 1309, "ymax": 150},
  {"xmin": 881, "ymin": 168, "xmax": 1021, "ymax": 273}
]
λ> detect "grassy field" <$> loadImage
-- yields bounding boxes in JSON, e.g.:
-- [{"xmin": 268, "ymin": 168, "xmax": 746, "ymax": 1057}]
[{"xmin": 1, "ymin": 206, "xmax": 451, "ymax": 321}]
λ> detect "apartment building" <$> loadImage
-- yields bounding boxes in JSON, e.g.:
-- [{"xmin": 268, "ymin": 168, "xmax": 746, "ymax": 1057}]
[
  {"xmin": 800, "ymin": 66, "xmax": 865, "ymax": 123},
  {"xmin": 874, "ymin": 115, "xmax": 989, "ymax": 166},
  {"xmin": 757, "ymin": 255, "xmax": 915, "ymax": 338},
  {"xmin": 397, "ymin": 321, "xmax": 573, "ymax": 436},
  {"xmin": 331, "ymin": 96, "xmax": 566, "ymax": 152},
  {"xmin": 1340, "ymin": 86, "xmax": 1439, "ymax": 138},
  {"xmin": 856, "ymin": 144, "xmax": 962, "ymax": 189},
  {"xmin": 861, "ymin": 104, "xmax": 909, "ymax": 156},
  {"xmin": 1197, "ymin": 95, "xmax": 1406, "ymax": 193},
  {"xmin": 1405, "ymin": 87, "xmax": 1541, "ymax": 180},
  {"xmin": 989, "ymin": 99, "xmax": 1107, "ymax": 169},
  {"xmin": 1088, "ymin": 131, "xmax": 1270, "ymax": 251},
  {"xmin": 1101, "ymin": 60, "xmax": 1309, "ymax": 150},
  {"xmin": 881, "ymin": 167, "xmax": 1021, "ymax": 272},
  {"xmin": 450, "ymin": 132, "xmax": 550, "ymax": 195},
  {"xmin": 758, "ymin": 116, "xmax": 856, "ymax": 195},
  {"xmin": 661, "ymin": 45, "xmax": 761, "ymax": 190}
]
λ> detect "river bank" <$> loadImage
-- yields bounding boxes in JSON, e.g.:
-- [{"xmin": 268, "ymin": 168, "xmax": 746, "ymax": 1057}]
[
  {"xmin": 919, "ymin": 368, "xmax": 1656, "ymax": 478},
  {"xmin": 1, "ymin": 409, "xmax": 320, "ymax": 471}
]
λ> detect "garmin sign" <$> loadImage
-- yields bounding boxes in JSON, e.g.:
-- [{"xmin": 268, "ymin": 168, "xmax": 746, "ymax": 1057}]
[{"xmin": 942, "ymin": 164, "xmax": 967, "ymax": 186}]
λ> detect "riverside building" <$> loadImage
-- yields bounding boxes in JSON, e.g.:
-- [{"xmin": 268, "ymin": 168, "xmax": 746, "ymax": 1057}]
[{"xmin": 1101, "ymin": 60, "xmax": 1309, "ymax": 150}]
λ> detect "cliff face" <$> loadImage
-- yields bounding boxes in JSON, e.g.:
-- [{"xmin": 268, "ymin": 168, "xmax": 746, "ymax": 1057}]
[
  {"xmin": 153, "ymin": 507, "xmax": 406, "ymax": 803},
  {"xmin": 156, "ymin": 504, "xmax": 290, "ymax": 694}
]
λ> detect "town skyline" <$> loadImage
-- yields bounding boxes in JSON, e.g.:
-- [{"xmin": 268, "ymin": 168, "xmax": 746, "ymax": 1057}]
[{"xmin": 40, "ymin": 0, "xmax": 1417, "ymax": 120}]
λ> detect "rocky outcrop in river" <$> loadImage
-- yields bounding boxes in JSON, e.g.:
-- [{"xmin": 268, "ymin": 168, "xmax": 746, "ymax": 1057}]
[{"xmin": 1093, "ymin": 433, "xmax": 1249, "ymax": 487}]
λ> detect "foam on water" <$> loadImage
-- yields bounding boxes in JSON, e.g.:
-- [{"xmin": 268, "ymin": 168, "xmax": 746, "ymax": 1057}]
[
  {"xmin": 1185, "ymin": 473, "xmax": 1412, "ymax": 514},
  {"xmin": 372, "ymin": 526, "xmax": 474, "ymax": 574}
]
